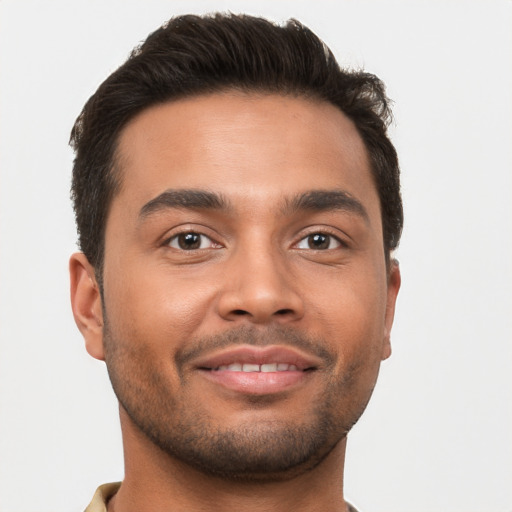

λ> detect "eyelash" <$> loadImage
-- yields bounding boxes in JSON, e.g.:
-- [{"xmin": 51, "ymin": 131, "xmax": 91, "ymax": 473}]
[
  {"xmin": 164, "ymin": 229, "xmax": 347, "ymax": 252},
  {"xmin": 165, "ymin": 231, "xmax": 220, "ymax": 251},
  {"xmin": 294, "ymin": 231, "xmax": 346, "ymax": 251}
]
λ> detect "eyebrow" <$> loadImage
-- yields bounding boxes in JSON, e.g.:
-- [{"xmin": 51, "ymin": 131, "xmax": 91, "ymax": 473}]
[
  {"xmin": 284, "ymin": 190, "xmax": 369, "ymax": 222},
  {"xmin": 139, "ymin": 189, "xmax": 229, "ymax": 219},
  {"xmin": 139, "ymin": 188, "xmax": 369, "ymax": 223}
]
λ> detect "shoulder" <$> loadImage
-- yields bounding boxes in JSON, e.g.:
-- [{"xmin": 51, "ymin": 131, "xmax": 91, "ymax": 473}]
[{"xmin": 83, "ymin": 482, "xmax": 121, "ymax": 512}]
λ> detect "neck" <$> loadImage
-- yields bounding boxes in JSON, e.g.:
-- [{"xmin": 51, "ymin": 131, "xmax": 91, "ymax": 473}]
[{"xmin": 110, "ymin": 407, "xmax": 350, "ymax": 512}]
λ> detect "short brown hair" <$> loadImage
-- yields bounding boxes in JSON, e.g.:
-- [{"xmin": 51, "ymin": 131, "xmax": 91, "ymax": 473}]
[{"xmin": 70, "ymin": 13, "xmax": 403, "ymax": 278}]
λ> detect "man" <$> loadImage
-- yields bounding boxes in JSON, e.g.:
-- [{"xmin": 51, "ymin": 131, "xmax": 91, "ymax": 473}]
[{"xmin": 69, "ymin": 12, "xmax": 402, "ymax": 512}]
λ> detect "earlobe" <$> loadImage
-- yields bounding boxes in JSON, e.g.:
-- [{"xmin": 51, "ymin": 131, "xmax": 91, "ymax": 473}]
[
  {"xmin": 381, "ymin": 259, "xmax": 401, "ymax": 361},
  {"xmin": 69, "ymin": 253, "xmax": 105, "ymax": 361}
]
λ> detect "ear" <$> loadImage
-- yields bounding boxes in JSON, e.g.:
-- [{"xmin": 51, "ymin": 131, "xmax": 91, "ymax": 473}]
[
  {"xmin": 381, "ymin": 259, "xmax": 401, "ymax": 361},
  {"xmin": 69, "ymin": 252, "xmax": 105, "ymax": 361}
]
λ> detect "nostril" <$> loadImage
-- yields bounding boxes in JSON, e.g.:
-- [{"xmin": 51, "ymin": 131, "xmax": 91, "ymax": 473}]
[
  {"xmin": 275, "ymin": 309, "xmax": 294, "ymax": 316},
  {"xmin": 233, "ymin": 309, "xmax": 249, "ymax": 316}
]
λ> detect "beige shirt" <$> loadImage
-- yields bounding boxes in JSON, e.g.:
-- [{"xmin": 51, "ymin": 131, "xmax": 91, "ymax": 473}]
[
  {"xmin": 84, "ymin": 482, "xmax": 359, "ymax": 511},
  {"xmin": 84, "ymin": 483, "xmax": 121, "ymax": 512}
]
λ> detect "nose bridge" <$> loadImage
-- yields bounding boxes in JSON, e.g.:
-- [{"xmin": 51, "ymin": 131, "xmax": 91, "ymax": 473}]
[{"xmin": 217, "ymin": 233, "xmax": 303, "ymax": 323}]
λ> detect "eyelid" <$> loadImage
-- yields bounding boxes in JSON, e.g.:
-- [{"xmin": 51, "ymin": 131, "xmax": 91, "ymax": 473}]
[
  {"xmin": 162, "ymin": 225, "xmax": 223, "ymax": 250},
  {"xmin": 168, "ymin": 233, "xmax": 218, "ymax": 250},
  {"xmin": 293, "ymin": 228, "xmax": 349, "ymax": 250}
]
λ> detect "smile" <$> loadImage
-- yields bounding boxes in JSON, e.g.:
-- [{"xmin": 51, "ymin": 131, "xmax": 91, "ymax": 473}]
[
  {"xmin": 194, "ymin": 345, "xmax": 320, "ymax": 372},
  {"xmin": 213, "ymin": 363, "xmax": 300, "ymax": 372},
  {"xmin": 193, "ymin": 346, "xmax": 320, "ymax": 394}
]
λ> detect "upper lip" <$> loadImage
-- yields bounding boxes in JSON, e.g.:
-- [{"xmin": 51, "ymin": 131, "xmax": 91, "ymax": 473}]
[{"xmin": 193, "ymin": 345, "xmax": 322, "ymax": 371}]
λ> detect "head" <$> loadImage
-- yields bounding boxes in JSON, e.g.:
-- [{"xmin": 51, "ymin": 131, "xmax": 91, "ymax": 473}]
[
  {"xmin": 70, "ymin": 13, "xmax": 402, "ymax": 481},
  {"xmin": 70, "ymin": 13, "xmax": 402, "ymax": 285}
]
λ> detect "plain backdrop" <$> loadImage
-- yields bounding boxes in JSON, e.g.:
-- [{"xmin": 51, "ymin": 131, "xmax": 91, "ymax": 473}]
[{"xmin": 0, "ymin": 1, "xmax": 511, "ymax": 511}]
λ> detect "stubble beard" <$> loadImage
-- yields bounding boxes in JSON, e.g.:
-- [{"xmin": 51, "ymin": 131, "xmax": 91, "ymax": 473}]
[{"xmin": 103, "ymin": 323, "xmax": 376, "ymax": 482}]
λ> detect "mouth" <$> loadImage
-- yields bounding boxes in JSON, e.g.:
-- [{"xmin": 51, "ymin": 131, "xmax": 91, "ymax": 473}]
[
  {"xmin": 194, "ymin": 346, "xmax": 320, "ymax": 394},
  {"xmin": 211, "ymin": 363, "xmax": 303, "ymax": 372}
]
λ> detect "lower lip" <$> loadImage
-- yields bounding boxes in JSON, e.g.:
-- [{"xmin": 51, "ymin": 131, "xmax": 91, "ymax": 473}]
[{"xmin": 199, "ymin": 369, "xmax": 311, "ymax": 394}]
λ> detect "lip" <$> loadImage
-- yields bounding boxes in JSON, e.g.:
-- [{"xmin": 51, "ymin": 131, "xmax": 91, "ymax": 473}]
[
  {"xmin": 194, "ymin": 345, "xmax": 321, "ymax": 371},
  {"xmin": 193, "ymin": 345, "xmax": 321, "ymax": 395}
]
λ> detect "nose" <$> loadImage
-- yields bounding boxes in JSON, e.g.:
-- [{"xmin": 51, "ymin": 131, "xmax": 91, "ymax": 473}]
[{"xmin": 216, "ymin": 245, "xmax": 304, "ymax": 324}]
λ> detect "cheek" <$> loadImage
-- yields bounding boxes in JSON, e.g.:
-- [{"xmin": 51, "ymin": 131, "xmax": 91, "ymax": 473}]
[
  {"xmin": 103, "ymin": 263, "xmax": 216, "ymax": 349},
  {"xmin": 304, "ymin": 266, "xmax": 388, "ymax": 364}
]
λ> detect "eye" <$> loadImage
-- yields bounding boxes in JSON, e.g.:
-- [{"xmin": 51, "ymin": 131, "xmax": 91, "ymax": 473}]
[
  {"xmin": 295, "ymin": 233, "xmax": 342, "ymax": 250},
  {"xmin": 167, "ymin": 232, "xmax": 219, "ymax": 250}
]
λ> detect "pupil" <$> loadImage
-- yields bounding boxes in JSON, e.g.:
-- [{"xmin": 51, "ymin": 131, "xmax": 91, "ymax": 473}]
[
  {"xmin": 309, "ymin": 233, "xmax": 329, "ymax": 249},
  {"xmin": 179, "ymin": 233, "xmax": 200, "ymax": 250}
]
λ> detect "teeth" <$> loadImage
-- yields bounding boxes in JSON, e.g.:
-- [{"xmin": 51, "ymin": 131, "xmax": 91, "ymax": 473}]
[
  {"xmin": 215, "ymin": 363, "xmax": 299, "ymax": 372},
  {"xmin": 242, "ymin": 363, "xmax": 260, "ymax": 372}
]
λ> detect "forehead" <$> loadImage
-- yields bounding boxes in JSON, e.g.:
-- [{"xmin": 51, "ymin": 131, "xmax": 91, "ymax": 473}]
[{"xmin": 113, "ymin": 92, "xmax": 379, "ymax": 218}]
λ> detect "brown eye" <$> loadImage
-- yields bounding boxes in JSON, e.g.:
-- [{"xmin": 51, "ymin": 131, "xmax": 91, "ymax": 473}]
[
  {"xmin": 168, "ymin": 232, "xmax": 215, "ymax": 250},
  {"xmin": 308, "ymin": 233, "xmax": 329, "ymax": 249},
  {"xmin": 296, "ymin": 233, "xmax": 342, "ymax": 250}
]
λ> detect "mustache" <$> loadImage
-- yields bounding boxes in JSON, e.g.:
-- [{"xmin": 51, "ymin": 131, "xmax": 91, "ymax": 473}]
[{"xmin": 175, "ymin": 324, "xmax": 336, "ymax": 368}]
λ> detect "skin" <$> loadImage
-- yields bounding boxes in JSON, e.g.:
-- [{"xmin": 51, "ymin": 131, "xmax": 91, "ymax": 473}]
[{"xmin": 70, "ymin": 92, "xmax": 400, "ymax": 512}]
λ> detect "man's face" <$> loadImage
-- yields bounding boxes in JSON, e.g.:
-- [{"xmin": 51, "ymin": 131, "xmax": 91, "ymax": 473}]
[{"xmin": 76, "ymin": 92, "xmax": 399, "ymax": 479}]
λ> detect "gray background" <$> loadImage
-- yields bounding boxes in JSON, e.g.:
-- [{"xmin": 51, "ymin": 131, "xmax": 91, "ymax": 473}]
[{"xmin": 1, "ymin": 1, "xmax": 511, "ymax": 511}]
